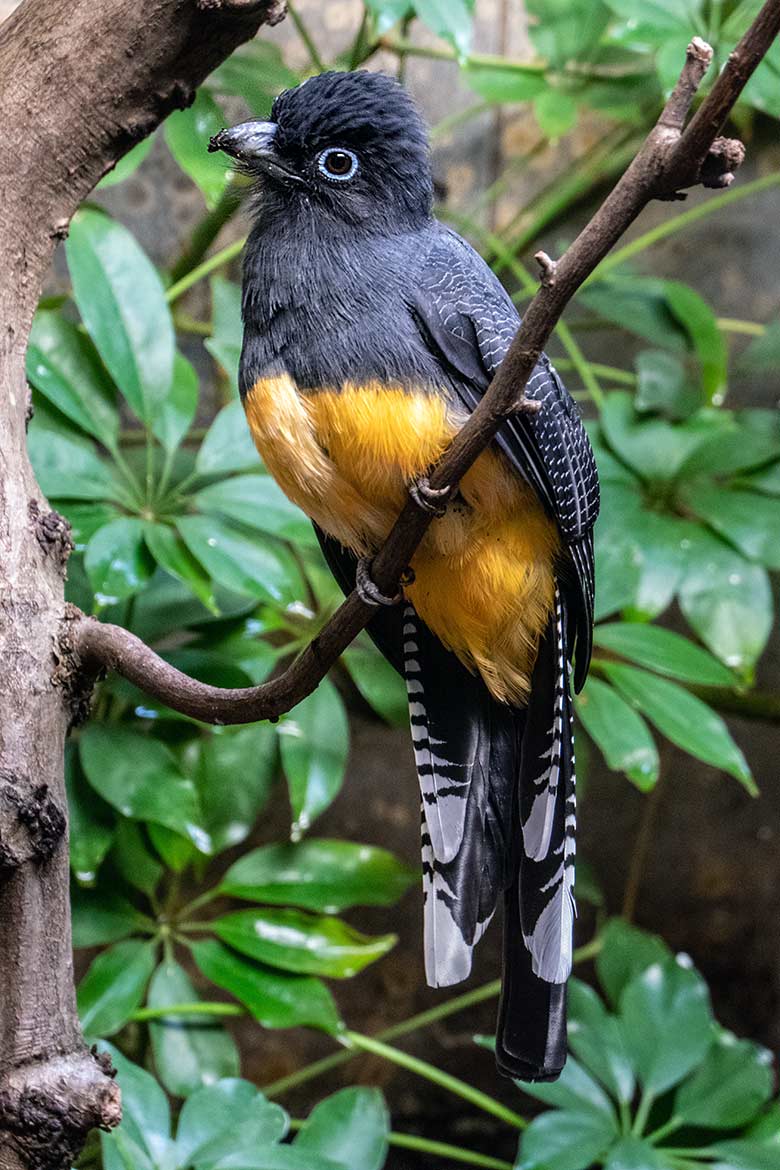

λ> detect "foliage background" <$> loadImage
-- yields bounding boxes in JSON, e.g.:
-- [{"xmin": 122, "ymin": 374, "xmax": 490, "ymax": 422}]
[{"xmin": 15, "ymin": 0, "xmax": 780, "ymax": 1166}]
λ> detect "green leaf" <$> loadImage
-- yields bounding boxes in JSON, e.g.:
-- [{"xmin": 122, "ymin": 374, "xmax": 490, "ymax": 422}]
[
  {"xmin": 579, "ymin": 276, "xmax": 689, "ymax": 352},
  {"xmin": 603, "ymin": 1138, "xmax": 670, "ymax": 1169},
  {"xmin": 462, "ymin": 62, "xmax": 545, "ymax": 103},
  {"xmin": 619, "ymin": 956, "xmax": 714, "ymax": 1094},
  {"xmin": 164, "ymin": 89, "xmax": 230, "ymax": 208},
  {"xmin": 66, "ymin": 207, "xmax": 174, "ymax": 425},
  {"xmin": 77, "ymin": 939, "xmax": 157, "ymax": 1037},
  {"xmin": 278, "ymin": 680, "xmax": 349, "ymax": 837},
  {"xmin": 575, "ymin": 677, "xmax": 659, "ymax": 791},
  {"xmin": 212, "ymin": 908, "xmax": 396, "ymax": 978},
  {"xmin": 518, "ymin": 1053, "xmax": 616, "ymax": 1122},
  {"xmin": 593, "ymin": 623, "xmax": 736, "ymax": 686},
  {"xmin": 148, "ymin": 960, "xmax": 240, "ymax": 1098},
  {"xmin": 220, "ymin": 839, "xmax": 416, "ymax": 912},
  {"xmin": 66, "ymin": 746, "xmax": 115, "ymax": 883},
  {"xmin": 533, "ymin": 88, "xmax": 578, "ymax": 138},
  {"xmin": 27, "ymin": 311, "xmax": 119, "ymax": 448},
  {"xmin": 191, "ymin": 724, "xmax": 278, "ymax": 854},
  {"xmin": 194, "ymin": 474, "xmax": 317, "ymax": 548},
  {"xmin": 679, "ymin": 410, "xmax": 780, "ymax": 477},
  {"xmin": 150, "ymin": 350, "xmax": 199, "ymax": 455},
  {"xmin": 343, "ymin": 641, "xmax": 408, "ymax": 726},
  {"xmin": 99, "ymin": 135, "xmax": 155, "ymax": 188},
  {"xmin": 634, "ymin": 350, "xmax": 701, "ymax": 420},
  {"xmin": 626, "ymin": 511, "xmax": 690, "ymax": 620},
  {"xmin": 600, "ymin": 392, "xmax": 722, "ymax": 482},
  {"xmin": 682, "ymin": 484, "xmax": 780, "ymax": 571},
  {"xmin": 413, "ymin": 0, "xmax": 473, "ymax": 58},
  {"xmin": 601, "ymin": 662, "xmax": 755, "ymax": 792},
  {"xmin": 177, "ymin": 515, "xmax": 305, "ymax": 605},
  {"xmin": 705, "ymin": 1140, "xmax": 780, "ymax": 1170},
  {"xmin": 28, "ymin": 418, "xmax": 126, "ymax": 503},
  {"xmin": 674, "ymin": 1029, "xmax": 774, "ymax": 1129},
  {"xmin": 80, "ymin": 724, "xmax": 210, "ymax": 851},
  {"xmin": 527, "ymin": 0, "xmax": 611, "ymax": 64},
  {"xmin": 677, "ymin": 526, "xmax": 772, "ymax": 673},
  {"xmin": 665, "ymin": 282, "xmax": 728, "ymax": 404},
  {"xmin": 204, "ymin": 276, "xmax": 243, "ymax": 391},
  {"xmin": 737, "ymin": 460, "xmax": 780, "ymax": 497},
  {"xmin": 100, "ymin": 1045, "xmax": 172, "ymax": 1168},
  {"xmin": 516, "ymin": 1108, "xmax": 617, "ymax": 1170},
  {"xmin": 175, "ymin": 1079, "xmax": 289, "ymax": 1168},
  {"xmin": 71, "ymin": 887, "xmax": 149, "ymax": 948},
  {"xmin": 208, "ymin": 39, "xmax": 299, "ymax": 113},
  {"xmin": 738, "ymin": 319, "xmax": 780, "ymax": 373},
  {"xmin": 196, "ymin": 400, "xmax": 260, "ymax": 476},
  {"xmin": 593, "ymin": 484, "xmax": 643, "ymax": 621},
  {"xmin": 148, "ymin": 823, "xmax": 196, "ymax": 872},
  {"xmin": 85, "ymin": 517, "xmax": 156, "ymax": 605},
  {"xmin": 596, "ymin": 919, "xmax": 671, "ymax": 1009},
  {"xmin": 568, "ymin": 979, "xmax": 635, "ymax": 1106},
  {"xmin": 295, "ymin": 1088, "xmax": 389, "ymax": 1170},
  {"xmin": 144, "ymin": 521, "xmax": 216, "ymax": 611},
  {"xmin": 191, "ymin": 939, "xmax": 344, "ymax": 1034},
  {"xmin": 112, "ymin": 820, "xmax": 163, "ymax": 897},
  {"xmin": 63, "ymin": 502, "xmax": 123, "ymax": 551}
]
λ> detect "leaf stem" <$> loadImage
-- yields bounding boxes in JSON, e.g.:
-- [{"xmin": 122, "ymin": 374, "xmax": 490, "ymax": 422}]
[
  {"xmin": 130, "ymin": 1000, "xmax": 244, "ymax": 1022},
  {"xmin": 632, "ymin": 1087, "xmax": 656, "ymax": 1136},
  {"xmin": 647, "ymin": 1115, "xmax": 684, "ymax": 1145},
  {"xmin": 591, "ymin": 173, "xmax": 780, "ymax": 283},
  {"xmin": 717, "ymin": 316, "xmax": 766, "ymax": 336},
  {"xmin": 166, "ymin": 238, "xmax": 245, "ymax": 305},
  {"xmin": 263, "ymin": 937, "xmax": 600, "ymax": 1099},
  {"xmin": 288, "ymin": 1118, "xmax": 513, "ymax": 1170},
  {"xmin": 287, "ymin": 1, "xmax": 327, "ymax": 74},
  {"xmin": 344, "ymin": 1031, "xmax": 527, "ymax": 1129}
]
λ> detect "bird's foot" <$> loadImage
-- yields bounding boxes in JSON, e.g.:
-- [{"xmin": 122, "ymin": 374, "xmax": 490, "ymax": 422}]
[
  {"xmin": 409, "ymin": 475, "xmax": 451, "ymax": 516},
  {"xmin": 513, "ymin": 394, "xmax": 543, "ymax": 415},
  {"xmin": 356, "ymin": 557, "xmax": 403, "ymax": 607}
]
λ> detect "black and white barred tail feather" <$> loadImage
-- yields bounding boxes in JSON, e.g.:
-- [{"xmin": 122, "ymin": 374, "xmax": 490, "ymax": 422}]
[
  {"xmin": 402, "ymin": 604, "xmax": 518, "ymax": 988},
  {"xmin": 519, "ymin": 588, "xmax": 576, "ymax": 986},
  {"xmin": 313, "ymin": 528, "xmax": 577, "ymax": 1080},
  {"xmin": 497, "ymin": 589, "xmax": 576, "ymax": 1080}
]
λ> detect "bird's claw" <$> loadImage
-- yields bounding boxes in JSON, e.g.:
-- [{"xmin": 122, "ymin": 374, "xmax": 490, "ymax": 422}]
[
  {"xmin": 356, "ymin": 557, "xmax": 403, "ymax": 607},
  {"xmin": 409, "ymin": 475, "xmax": 451, "ymax": 517}
]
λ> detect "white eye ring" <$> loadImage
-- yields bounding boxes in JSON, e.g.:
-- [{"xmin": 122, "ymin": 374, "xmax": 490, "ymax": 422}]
[{"xmin": 317, "ymin": 147, "xmax": 359, "ymax": 182}]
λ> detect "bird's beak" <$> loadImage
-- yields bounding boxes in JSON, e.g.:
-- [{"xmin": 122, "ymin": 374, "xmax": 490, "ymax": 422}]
[{"xmin": 208, "ymin": 119, "xmax": 307, "ymax": 188}]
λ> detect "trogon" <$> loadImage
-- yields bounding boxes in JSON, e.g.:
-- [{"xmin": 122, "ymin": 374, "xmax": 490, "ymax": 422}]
[{"xmin": 210, "ymin": 69, "xmax": 600, "ymax": 1082}]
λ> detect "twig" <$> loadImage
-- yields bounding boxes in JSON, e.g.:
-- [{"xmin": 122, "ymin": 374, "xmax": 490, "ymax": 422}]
[{"xmin": 70, "ymin": 5, "xmax": 780, "ymax": 725}]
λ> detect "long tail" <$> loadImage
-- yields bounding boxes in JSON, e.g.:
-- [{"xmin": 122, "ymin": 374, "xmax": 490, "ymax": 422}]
[
  {"xmin": 497, "ymin": 587, "xmax": 575, "ymax": 1080},
  {"xmin": 312, "ymin": 528, "xmax": 575, "ymax": 1081}
]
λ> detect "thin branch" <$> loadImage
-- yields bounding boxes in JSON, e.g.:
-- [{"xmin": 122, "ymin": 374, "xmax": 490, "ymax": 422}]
[{"xmin": 70, "ymin": 4, "xmax": 780, "ymax": 725}]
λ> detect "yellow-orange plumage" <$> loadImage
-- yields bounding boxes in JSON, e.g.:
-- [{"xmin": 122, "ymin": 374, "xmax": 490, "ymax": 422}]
[{"xmin": 245, "ymin": 376, "xmax": 559, "ymax": 704}]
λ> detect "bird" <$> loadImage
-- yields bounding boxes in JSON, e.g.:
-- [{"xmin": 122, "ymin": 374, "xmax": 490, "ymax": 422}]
[{"xmin": 210, "ymin": 69, "xmax": 599, "ymax": 1082}]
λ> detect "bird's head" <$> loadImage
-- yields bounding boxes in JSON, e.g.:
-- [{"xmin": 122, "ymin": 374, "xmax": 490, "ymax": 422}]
[{"xmin": 209, "ymin": 70, "xmax": 433, "ymax": 232}]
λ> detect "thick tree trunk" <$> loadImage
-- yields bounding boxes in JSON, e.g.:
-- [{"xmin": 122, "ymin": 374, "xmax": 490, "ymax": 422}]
[{"xmin": 0, "ymin": 2, "xmax": 282, "ymax": 1165}]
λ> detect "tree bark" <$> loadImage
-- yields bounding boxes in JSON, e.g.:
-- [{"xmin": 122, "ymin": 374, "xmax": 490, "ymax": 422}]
[{"xmin": 0, "ymin": 2, "xmax": 282, "ymax": 1166}]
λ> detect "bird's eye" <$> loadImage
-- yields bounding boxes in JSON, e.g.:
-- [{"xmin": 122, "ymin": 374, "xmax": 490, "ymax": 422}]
[{"xmin": 317, "ymin": 147, "xmax": 359, "ymax": 182}]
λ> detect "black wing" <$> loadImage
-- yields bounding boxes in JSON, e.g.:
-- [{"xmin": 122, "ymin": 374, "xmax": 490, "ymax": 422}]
[{"xmin": 409, "ymin": 226, "xmax": 599, "ymax": 690}]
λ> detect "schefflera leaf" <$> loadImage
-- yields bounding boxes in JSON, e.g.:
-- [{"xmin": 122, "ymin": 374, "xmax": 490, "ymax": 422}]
[
  {"xmin": 277, "ymin": 679, "xmax": 349, "ymax": 839},
  {"xmin": 148, "ymin": 959, "xmax": 239, "ymax": 1098},
  {"xmin": 66, "ymin": 206, "xmax": 174, "ymax": 426},
  {"xmin": 211, "ymin": 907, "xmax": 397, "ymax": 978},
  {"xmin": 575, "ymin": 677, "xmax": 659, "ymax": 791},
  {"xmin": 190, "ymin": 938, "xmax": 343, "ymax": 1035},
  {"xmin": 294, "ymin": 1087, "xmax": 390, "ymax": 1170},
  {"xmin": 219, "ymin": 838, "xmax": 417, "ymax": 913}
]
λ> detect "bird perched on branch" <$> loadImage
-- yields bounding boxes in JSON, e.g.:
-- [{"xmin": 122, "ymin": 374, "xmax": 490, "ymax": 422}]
[{"xmin": 210, "ymin": 70, "xmax": 599, "ymax": 1081}]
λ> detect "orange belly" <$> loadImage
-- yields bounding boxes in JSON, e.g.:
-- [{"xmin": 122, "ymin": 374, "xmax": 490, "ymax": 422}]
[{"xmin": 244, "ymin": 375, "xmax": 560, "ymax": 705}]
